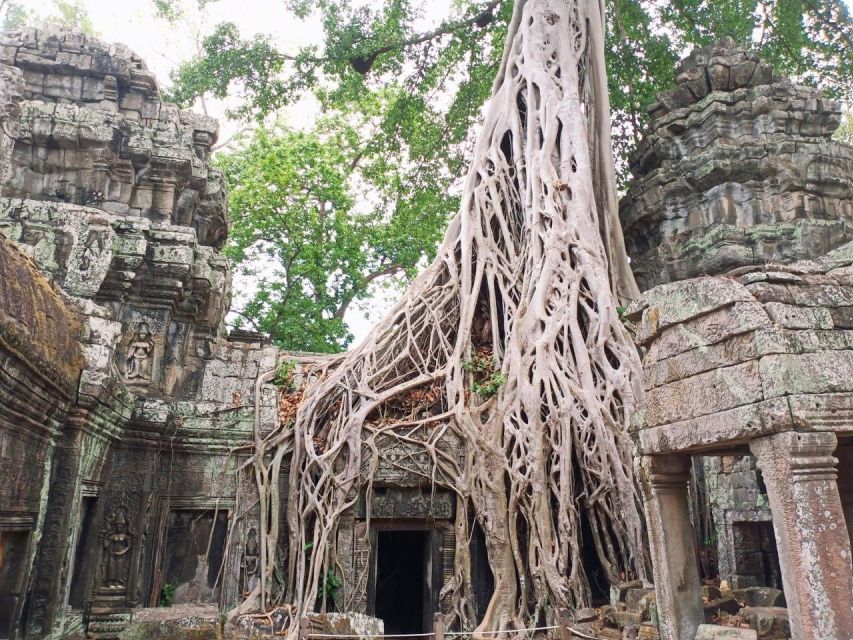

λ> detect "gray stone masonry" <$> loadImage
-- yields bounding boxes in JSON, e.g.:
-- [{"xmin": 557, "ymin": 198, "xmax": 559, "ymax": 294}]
[{"xmin": 620, "ymin": 37, "xmax": 853, "ymax": 291}]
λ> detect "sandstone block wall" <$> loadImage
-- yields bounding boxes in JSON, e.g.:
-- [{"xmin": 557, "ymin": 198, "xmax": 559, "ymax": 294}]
[
  {"xmin": 0, "ymin": 25, "xmax": 280, "ymax": 639},
  {"xmin": 620, "ymin": 38, "xmax": 853, "ymax": 291}
]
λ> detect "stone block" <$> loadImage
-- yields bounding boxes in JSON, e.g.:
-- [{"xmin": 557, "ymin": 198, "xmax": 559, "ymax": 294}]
[
  {"xmin": 646, "ymin": 301, "xmax": 770, "ymax": 364},
  {"xmin": 575, "ymin": 608, "xmax": 598, "ymax": 622},
  {"xmin": 81, "ymin": 76, "xmax": 105, "ymax": 101},
  {"xmin": 730, "ymin": 587, "xmax": 785, "ymax": 608},
  {"xmin": 643, "ymin": 360, "xmax": 764, "ymax": 427},
  {"xmin": 704, "ymin": 597, "xmax": 742, "ymax": 621},
  {"xmin": 739, "ymin": 607, "xmax": 790, "ymax": 639},
  {"xmin": 43, "ymin": 73, "xmax": 83, "ymax": 100},
  {"xmin": 763, "ymin": 302, "xmax": 833, "ymax": 329},
  {"xmin": 636, "ymin": 397, "xmax": 791, "ymax": 453},
  {"xmin": 759, "ymin": 350, "xmax": 853, "ymax": 398},
  {"xmin": 702, "ymin": 586, "xmax": 723, "ymax": 602},
  {"xmin": 694, "ymin": 625, "xmax": 757, "ymax": 640},
  {"xmin": 55, "ymin": 50, "xmax": 92, "ymax": 73}
]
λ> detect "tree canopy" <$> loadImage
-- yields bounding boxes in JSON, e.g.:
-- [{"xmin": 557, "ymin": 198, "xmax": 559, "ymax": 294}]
[
  {"xmin": 159, "ymin": 0, "xmax": 853, "ymax": 351},
  {"xmin": 1, "ymin": 0, "xmax": 98, "ymax": 34}
]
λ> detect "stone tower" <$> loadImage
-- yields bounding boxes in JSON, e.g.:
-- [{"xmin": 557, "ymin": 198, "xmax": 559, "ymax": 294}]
[{"xmin": 620, "ymin": 37, "xmax": 852, "ymax": 291}]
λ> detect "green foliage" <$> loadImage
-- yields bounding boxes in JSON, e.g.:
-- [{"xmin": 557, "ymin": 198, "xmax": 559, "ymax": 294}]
[
  {"xmin": 0, "ymin": 1, "xmax": 31, "ymax": 30},
  {"xmin": 159, "ymin": 581, "xmax": 177, "ymax": 606},
  {"xmin": 462, "ymin": 353, "xmax": 506, "ymax": 398},
  {"xmin": 835, "ymin": 110, "xmax": 853, "ymax": 146},
  {"xmin": 274, "ymin": 360, "xmax": 297, "ymax": 391},
  {"xmin": 320, "ymin": 569, "xmax": 341, "ymax": 601},
  {"xmin": 158, "ymin": 0, "xmax": 851, "ymax": 345},
  {"xmin": 217, "ymin": 118, "xmax": 450, "ymax": 352},
  {"xmin": 164, "ymin": 0, "xmax": 851, "ymax": 171},
  {"xmin": 1, "ymin": 0, "xmax": 99, "ymax": 35}
]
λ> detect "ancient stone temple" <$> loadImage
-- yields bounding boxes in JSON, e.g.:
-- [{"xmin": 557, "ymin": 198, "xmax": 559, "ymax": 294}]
[
  {"xmin": 0, "ymin": 25, "xmax": 279, "ymax": 639},
  {"xmin": 1, "ymin": 23, "xmax": 852, "ymax": 640},
  {"xmin": 0, "ymin": 27, "xmax": 474, "ymax": 640},
  {"xmin": 621, "ymin": 40, "xmax": 853, "ymax": 640}
]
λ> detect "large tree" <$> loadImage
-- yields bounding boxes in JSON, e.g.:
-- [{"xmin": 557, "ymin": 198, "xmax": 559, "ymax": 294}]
[
  {"xmin": 218, "ymin": 110, "xmax": 451, "ymax": 352},
  {"xmin": 162, "ymin": 0, "xmax": 852, "ymax": 349},
  {"xmin": 234, "ymin": 0, "xmax": 647, "ymax": 633}
]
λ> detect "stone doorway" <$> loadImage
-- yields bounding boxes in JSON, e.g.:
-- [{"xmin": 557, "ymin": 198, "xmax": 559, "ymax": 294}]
[
  {"xmin": 0, "ymin": 529, "xmax": 31, "ymax": 639},
  {"xmin": 369, "ymin": 528, "xmax": 441, "ymax": 636},
  {"xmin": 69, "ymin": 496, "xmax": 98, "ymax": 610},
  {"xmin": 731, "ymin": 521, "xmax": 783, "ymax": 589},
  {"xmin": 158, "ymin": 509, "xmax": 228, "ymax": 604}
]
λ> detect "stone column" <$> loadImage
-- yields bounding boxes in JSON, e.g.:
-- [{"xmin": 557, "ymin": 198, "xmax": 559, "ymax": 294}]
[
  {"xmin": 750, "ymin": 431, "xmax": 853, "ymax": 640},
  {"xmin": 641, "ymin": 455, "xmax": 703, "ymax": 640}
]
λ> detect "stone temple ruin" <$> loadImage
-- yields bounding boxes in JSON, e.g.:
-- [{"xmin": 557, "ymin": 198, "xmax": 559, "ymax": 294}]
[
  {"xmin": 622, "ymin": 39, "xmax": 853, "ymax": 640},
  {"xmin": 0, "ymin": 26, "xmax": 849, "ymax": 640}
]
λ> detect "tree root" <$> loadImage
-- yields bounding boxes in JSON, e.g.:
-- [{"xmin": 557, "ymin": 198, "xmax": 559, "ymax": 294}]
[{"xmin": 233, "ymin": 0, "xmax": 649, "ymax": 636}]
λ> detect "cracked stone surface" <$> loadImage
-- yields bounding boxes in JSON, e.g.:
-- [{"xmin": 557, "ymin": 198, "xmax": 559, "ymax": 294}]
[{"xmin": 619, "ymin": 38, "xmax": 853, "ymax": 291}]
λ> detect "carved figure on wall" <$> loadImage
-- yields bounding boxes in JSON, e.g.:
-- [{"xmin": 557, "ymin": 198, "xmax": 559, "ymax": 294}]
[
  {"xmin": 101, "ymin": 509, "xmax": 133, "ymax": 589},
  {"xmin": 240, "ymin": 527, "xmax": 259, "ymax": 593},
  {"xmin": 79, "ymin": 231, "xmax": 105, "ymax": 272},
  {"xmin": 125, "ymin": 323, "xmax": 154, "ymax": 381}
]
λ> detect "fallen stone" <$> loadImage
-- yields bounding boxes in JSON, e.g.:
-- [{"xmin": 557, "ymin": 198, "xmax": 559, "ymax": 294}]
[
  {"xmin": 731, "ymin": 587, "xmax": 785, "ymax": 608},
  {"xmin": 702, "ymin": 585, "xmax": 723, "ymax": 603},
  {"xmin": 638, "ymin": 622, "xmax": 660, "ymax": 640},
  {"xmin": 694, "ymin": 624, "xmax": 757, "ymax": 640},
  {"xmin": 613, "ymin": 611, "xmax": 644, "ymax": 629},
  {"xmin": 625, "ymin": 587, "xmax": 656, "ymax": 609},
  {"xmin": 574, "ymin": 607, "xmax": 598, "ymax": 622},
  {"xmin": 739, "ymin": 607, "xmax": 790, "ymax": 639},
  {"xmin": 704, "ymin": 597, "xmax": 743, "ymax": 622},
  {"xmin": 119, "ymin": 604, "xmax": 221, "ymax": 640}
]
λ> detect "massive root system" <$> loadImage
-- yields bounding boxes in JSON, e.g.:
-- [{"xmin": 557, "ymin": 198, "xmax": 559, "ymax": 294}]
[{"xmin": 238, "ymin": 0, "xmax": 649, "ymax": 633}]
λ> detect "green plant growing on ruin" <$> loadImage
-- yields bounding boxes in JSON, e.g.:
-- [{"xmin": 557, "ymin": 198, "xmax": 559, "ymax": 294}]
[
  {"xmin": 321, "ymin": 570, "xmax": 341, "ymax": 601},
  {"xmin": 274, "ymin": 360, "xmax": 298, "ymax": 392},
  {"xmin": 159, "ymin": 581, "xmax": 177, "ymax": 607},
  {"xmin": 462, "ymin": 354, "xmax": 506, "ymax": 398}
]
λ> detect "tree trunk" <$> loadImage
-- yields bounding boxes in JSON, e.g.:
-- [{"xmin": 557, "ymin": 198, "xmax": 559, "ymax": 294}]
[{"xmin": 237, "ymin": 0, "xmax": 650, "ymax": 634}]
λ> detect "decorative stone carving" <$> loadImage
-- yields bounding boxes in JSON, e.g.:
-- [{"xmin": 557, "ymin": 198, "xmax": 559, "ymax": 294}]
[
  {"xmin": 0, "ymin": 24, "xmax": 266, "ymax": 639},
  {"xmin": 240, "ymin": 527, "xmax": 259, "ymax": 594},
  {"xmin": 101, "ymin": 508, "xmax": 133, "ymax": 590},
  {"xmin": 124, "ymin": 322, "xmax": 154, "ymax": 382}
]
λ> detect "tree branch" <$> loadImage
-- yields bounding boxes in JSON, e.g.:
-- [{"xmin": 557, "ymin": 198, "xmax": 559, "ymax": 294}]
[{"xmin": 334, "ymin": 263, "xmax": 404, "ymax": 320}]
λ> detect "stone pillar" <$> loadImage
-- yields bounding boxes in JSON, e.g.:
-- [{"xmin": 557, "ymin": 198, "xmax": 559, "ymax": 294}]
[
  {"xmin": 750, "ymin": 431, "xmax": 853, "ymax": 640},
  {"xmin": 641, "ymin": 455, "xmax": 703, "ymax": 640}
]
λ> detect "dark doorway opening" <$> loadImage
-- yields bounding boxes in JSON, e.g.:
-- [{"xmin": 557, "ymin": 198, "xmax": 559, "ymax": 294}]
[
  {"xmin": 69, "ymin": 497, "xmax": 97, "ymax": 609},
  {"xmin": 469, "ymin": 521, "xmax": 494, "ymax": 621},
  {"xmin": 0, "ymin": 529, "xmax": 31, "ymax": 639},
  {"xmin": 375, "ymin": 530, "xmax": 428, "ymax": 636},
  {"xmin": 732, "ymin": 521, "xmax": 784, "ymax": 590},
  {"xmin": 578, "ymin": 510, "xmax": 610, "ymax": 606},
  {"xmin": 161, "ymin": 509, "xmax": 228, "ymax": 604}
]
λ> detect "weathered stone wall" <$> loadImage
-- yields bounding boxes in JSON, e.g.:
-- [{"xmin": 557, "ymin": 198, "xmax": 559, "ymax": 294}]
[
  {"xmin": 622, "ymin": 43, "xmax": 853, "ymax": 626},
  {"xmin": 0, "ymin": 232, "xmax": 86, "ymax": 640},
  {"xmin": 702, "ymin": 456, "xmax": 780, "ymax": 589},
  {"xmin": 620, "ymin": 38, "xmax": 853, "ymax": 291},
  {"xmin": 0, "ymin": 25, "xmax": 281, "ymax": 640}
]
